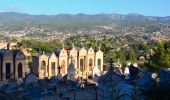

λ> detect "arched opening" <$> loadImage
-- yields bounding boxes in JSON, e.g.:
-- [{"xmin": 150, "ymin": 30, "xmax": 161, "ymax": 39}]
[
  {"xmin": 97, "ymin": 59, "xmax": 101, "ymax": 71},
  {"xmin": 80, "ymin": 59, "xmax": 84, "ymax": 72},
  {"xmin": 51, "ymin": 62, "xmax": 56, "ymax": 76},
  {"xmin": 6, "ymin": 63, "xmax": 11, "ymax": 79},
  {"xmin": 41, "ymin": 61, "xmax": 46, "ymax": 76},
  {"xmin": 61, "ymin": 60, "xmax": 65, "ymax": 74},
  {"xmin": 18, "ymin": 63, "xmax": 23, "ymax": 78},
  {"xmin": 89, "ymin": 58, "xmax": 93, "ymax": 71}
]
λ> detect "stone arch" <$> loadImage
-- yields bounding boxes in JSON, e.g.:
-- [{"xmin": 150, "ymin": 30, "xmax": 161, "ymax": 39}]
[
  {"xmin": 18, "ymin": 63, "xmax": 23, "ymax": 78},
  {"xmin": 95, "ymin": 49, "xmax": 103, "ymax": 72},
  {"xmin": 41, "ymin": 60, "xmax": 46, "ymax": 76}
]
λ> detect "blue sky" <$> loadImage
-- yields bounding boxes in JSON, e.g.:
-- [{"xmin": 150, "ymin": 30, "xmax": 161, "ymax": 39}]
[{"xmin": 0, "ymin": 0, "xmax": 169, "ymax": 16}]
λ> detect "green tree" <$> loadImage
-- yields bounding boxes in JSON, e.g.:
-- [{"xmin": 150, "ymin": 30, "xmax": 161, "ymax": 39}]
[
  {"xmin": 145, "ymin": 40, "xmax": 170, "ymax": 72},
  {"xmin": 143, "ymin": 43, "xmax": 150, "ymax": 55},
  {"xmin": 129, "ymin": 50, "xmax": 137, "ymax": 64},
  {"xmin": 118, "ymin": 50, "xmax": 127, "ymax": 67}
]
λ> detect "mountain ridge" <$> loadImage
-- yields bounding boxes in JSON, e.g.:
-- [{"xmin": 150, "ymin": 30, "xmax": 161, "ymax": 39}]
[
  {"xmin": 0, "ymin": 12, "xmax": 169, "ymax": 25},
  {"xmin": 0, "ymin": 12, "xmax": 170, "ymax": 36}
]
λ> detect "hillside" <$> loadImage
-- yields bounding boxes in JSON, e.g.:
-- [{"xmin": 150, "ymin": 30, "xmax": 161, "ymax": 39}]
[
  {"xmin": 0, "ymin": 12, "xmax": 170, "ymax": 29},
  {"xmin": 0, "ymin": 12, "xmax": 170, "ymax": 41}
]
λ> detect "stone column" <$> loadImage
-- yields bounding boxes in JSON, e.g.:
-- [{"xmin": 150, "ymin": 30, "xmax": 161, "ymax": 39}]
[{"xmin": 78, "ymin": 57, "xmax": 80, "ymax": 75}]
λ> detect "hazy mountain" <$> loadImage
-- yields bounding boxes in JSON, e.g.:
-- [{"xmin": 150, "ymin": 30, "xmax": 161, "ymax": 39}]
[
  {"xmin": 0, "ymin": 12, "xmax": 170, "ymax": 23},
  {"xmin": 0, "ymin": 12, "xmax": 170, "ymax": 33}
]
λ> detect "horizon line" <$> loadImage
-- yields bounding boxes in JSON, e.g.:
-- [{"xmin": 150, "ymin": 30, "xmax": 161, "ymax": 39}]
[{"xmin": 0, "ymin": 11, "xmax": 169, "ymax": 17}]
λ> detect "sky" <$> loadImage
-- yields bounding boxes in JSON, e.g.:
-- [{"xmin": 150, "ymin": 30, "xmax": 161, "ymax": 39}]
[{"xmin": 0, "ymin": 0, "xmax": 169, "ymax": 16}]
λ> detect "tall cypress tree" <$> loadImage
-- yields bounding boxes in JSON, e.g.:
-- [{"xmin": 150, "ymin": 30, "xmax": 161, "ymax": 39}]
[
  {"xmin": 129, "ymin": 50, "xmax": 137, "ymax": 64},
  {"xmin": 118, "ymin": 50, "xmax": 126, "ymax": 67}
]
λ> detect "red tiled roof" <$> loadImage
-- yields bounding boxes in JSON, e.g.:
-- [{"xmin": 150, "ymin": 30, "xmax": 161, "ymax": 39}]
[{"xmin": 65, "ymin": 48, "xmax": 72, "ymax": 52}]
